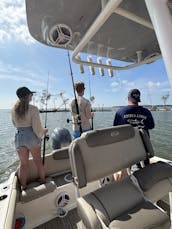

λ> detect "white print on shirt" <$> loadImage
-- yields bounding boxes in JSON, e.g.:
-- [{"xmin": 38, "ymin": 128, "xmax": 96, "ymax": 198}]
[
  {"xmin": 124, "ymin": 114, "xmax": 147, "ymax": 119},
  {"xmin": 126, "ymin": 118, "xmax": 145, "ymax": 128},
  {"xmin": 124, "ymin": 114, "xmax": 147, "ymax": 129}
]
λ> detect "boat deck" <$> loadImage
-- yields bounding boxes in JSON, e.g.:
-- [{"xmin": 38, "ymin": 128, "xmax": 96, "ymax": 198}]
[{"xmin": 35, "ymin": 208, "xmax": 82, "ymax": 229}]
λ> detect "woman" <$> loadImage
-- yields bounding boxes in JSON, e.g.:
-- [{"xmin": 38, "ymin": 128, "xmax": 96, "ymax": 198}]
[{"xmin": 12, "ymin": 86, "xmax": 48, "ymax": 190}]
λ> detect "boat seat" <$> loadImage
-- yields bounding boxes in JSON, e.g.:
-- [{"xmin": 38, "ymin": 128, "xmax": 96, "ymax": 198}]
[
  {"xmin": 52, "ymin": 147, "xmax": 69, "ymax": 160},
  {"xmin": 133, "ymin": 161, "xmax": 172, "ymax": 203},
  {"xmin": 18, "ymin": 147, "xmax": 71, "ymax": 184},
  {"xmin": 69, "ymin": 125, "xmax": 171, "ymax": 229},
  {"xmin": 17, "ymin": 147, "xmax": 71, "ymax": 203},
  {"xmin": 20, "ymin": 177, "xmax": 56, "ymax": 203},
  {"xmin": 131, "ymin": 128, "xmax": 172, "ymax": 203}
]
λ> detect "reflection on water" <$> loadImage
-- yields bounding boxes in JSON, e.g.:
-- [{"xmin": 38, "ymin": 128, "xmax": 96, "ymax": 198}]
[{"xmin": 0, "ymin": 110, "xmax": 172, "ymax": 183}]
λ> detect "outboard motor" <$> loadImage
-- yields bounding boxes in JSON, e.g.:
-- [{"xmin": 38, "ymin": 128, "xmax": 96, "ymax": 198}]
[{"xmin": 51, "ymin": 128, "xmax": 72, "ymax": 149}]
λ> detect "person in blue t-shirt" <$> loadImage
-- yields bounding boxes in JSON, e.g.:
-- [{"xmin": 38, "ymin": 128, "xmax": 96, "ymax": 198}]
[
  {"xmin": 113, "ymin": 88, "xmax": 155, "ymax": 136},
  {"xmin": 113, "ymin": 89, "xmax": 155, "ymax": 179}
]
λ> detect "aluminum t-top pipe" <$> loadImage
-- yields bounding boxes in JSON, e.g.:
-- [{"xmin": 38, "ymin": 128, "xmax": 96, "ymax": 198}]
[
  {"xmin": 72, "ymin": 0, "xmax": 161, "ymax": 71},
  {"xmin": 145, "ymin": 0, "xmax": 172, "ymax": 88}
]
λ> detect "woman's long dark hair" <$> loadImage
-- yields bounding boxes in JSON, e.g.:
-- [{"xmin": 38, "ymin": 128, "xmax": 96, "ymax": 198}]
[{"xmin": 13, "ymin": 96, "xmax": 30, "ymax": 120}]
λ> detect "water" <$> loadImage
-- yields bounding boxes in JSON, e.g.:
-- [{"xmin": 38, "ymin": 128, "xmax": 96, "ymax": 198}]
[{"xmin": 0, "ymin": 109, "xmax": 172, "ymax": 183}]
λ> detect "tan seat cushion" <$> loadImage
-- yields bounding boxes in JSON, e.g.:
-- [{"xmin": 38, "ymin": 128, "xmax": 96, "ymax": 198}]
[
  {"xmin": 144, "ymin": 178, "xmax": 172, "ymax": 203},
  {"xmin": 77, "ymin": 177, "xmax": 170, "ymax": 229},
  {"xmin": 133, "ymin": 161, "xmax": 172, "ymax": 191},
  {"xmin": 20, "ymin": 177, "xmax": 56, "ymax": 202},
  {"xmin": 109, "ymin": 201, "xmax": 170, "ymax": 229},
  {"xmin": 52, "ymin": 147, "xmax": 69, "ymax": 160},
  {"xmin": 77, "ymin": 177, "xmax": 144, "ymax": 227}
]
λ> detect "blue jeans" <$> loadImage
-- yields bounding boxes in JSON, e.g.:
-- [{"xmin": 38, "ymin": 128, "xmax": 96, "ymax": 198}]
[{"xmin": 73, "ymin": 128, "xmax": 92, "ymax": 139}]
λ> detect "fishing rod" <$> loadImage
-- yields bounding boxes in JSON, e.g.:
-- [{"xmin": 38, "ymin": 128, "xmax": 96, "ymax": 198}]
[
  {"xmin": 67, "ymin": 51, "xmax": 82, "ymax": 135},
  {"xmin": 42, "ymin": 74, "xmax": 50, "ymax": 165},
  {"xmin": 89, "ymin": 76, "xmax": 94, "ymax": 130}
]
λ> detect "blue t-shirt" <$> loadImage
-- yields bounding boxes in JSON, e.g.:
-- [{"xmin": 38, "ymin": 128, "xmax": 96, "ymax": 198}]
[{"xmin": 113, "ymin": 105, "xmax": 155, "ymax": 135}]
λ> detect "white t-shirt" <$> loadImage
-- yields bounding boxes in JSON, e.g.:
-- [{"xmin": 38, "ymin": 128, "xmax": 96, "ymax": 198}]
[{"xmin": 70, "ymin": 96, "xmax": 92, "ymax": 131}]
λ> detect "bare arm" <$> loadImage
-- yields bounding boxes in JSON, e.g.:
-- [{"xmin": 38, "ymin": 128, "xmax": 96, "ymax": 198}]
[
  {"xmin": 31, "ymin": 107, "xmax": 48, "ymax": 138},
  {"xmin": 85, "ymin": 102, "xmax": 94, "ymax": 119}
]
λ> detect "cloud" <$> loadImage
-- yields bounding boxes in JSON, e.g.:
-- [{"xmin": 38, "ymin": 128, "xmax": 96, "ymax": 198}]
[
  {"xmin": 0, "ymin": 30, "xmax": 11, "ymax": 43},
  {"xmin": 144, "ymin": 80, "xmax": 170, "ymax": 90},
  {"xmin": 110, "ymin": 77, "xmax": 170, "ymax": 94},
  {"xmin": 0, "ymin": 0, "xmax": 34, "ymax": 44},
  {"xmin": 0, "ymin": 62, "xmax": 46, "ymax": 87},
  {"xmin": 111, "ymin": 81, "xmax": 119, "ymax": 88},
  {"xmin": 110, "ymin": 79, "xmax": 136, "ymax": 92}
]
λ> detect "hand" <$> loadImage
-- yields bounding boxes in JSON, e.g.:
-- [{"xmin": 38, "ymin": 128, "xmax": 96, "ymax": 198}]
[{"xmin": 44, "ymin": 128, "xmax": 48, "ymax": 134}]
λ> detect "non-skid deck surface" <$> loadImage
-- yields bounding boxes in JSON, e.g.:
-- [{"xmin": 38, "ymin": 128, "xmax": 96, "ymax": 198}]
[
  {"xmin": 34, "ymin": 208, "xmax": 82, "ymax": 229},
  {"xmin": 53, "ymin": 172, "xmax": 73, "ymax": 187}
]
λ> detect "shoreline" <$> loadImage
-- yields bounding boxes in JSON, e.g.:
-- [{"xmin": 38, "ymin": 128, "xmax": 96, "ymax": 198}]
[{"xmin": 39, "ymin": 106, "xmax": 172, "ymax": 113}]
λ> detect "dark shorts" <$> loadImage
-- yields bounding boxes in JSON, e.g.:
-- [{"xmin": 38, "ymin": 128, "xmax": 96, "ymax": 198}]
[{"xmin": 15, "ymin": 127, "xmax": 41, "ymax": 150}]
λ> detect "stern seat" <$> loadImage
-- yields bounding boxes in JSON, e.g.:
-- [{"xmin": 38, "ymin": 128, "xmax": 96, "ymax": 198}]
[{"xmin": 18, "ymin": 147, "xmax": 71, "ymax": 202}]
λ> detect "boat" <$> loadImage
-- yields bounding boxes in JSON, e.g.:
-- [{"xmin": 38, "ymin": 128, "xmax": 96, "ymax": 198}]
[{"xmin": 0, "ymin": 0, "xmax": 172, "ymax": 228}]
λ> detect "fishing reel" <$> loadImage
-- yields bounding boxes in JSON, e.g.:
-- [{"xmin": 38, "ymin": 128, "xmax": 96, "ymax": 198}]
[
  {"xmin": 66, "ymin": 118, "xmax": 72, "ymax": 123},
  {"xmin": 66, "ymin": 114, "xmax": 81, "ymax": 125},
  {"xmin": 45, "ymin": 134, "xmax": 50, "ymax": 141}
]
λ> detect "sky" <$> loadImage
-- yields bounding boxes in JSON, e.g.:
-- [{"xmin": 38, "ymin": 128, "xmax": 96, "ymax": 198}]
[{"xmin": 0, "ymin": 0, "xmax": 172, "ymax": 109}]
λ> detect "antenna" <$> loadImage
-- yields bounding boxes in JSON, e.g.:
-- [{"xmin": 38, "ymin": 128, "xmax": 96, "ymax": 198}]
[{"xmin": 57, "ymin": 91, "xmax": 69, "ymax": 111}]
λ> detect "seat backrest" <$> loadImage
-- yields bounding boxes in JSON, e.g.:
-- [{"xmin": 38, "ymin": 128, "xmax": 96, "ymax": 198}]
[
  {"xmin": 24, "ymin": 147, "xmax": 70, "ymax": 182},
  {"xmin": 69, "ymin": 125, "xmax": 154, "ymax": 188}
]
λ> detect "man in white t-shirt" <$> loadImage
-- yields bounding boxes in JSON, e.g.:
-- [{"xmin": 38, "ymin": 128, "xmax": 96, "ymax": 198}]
[{"xmin": 70, "ymin": 81, "xmax": 94, "ymax": 138}]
